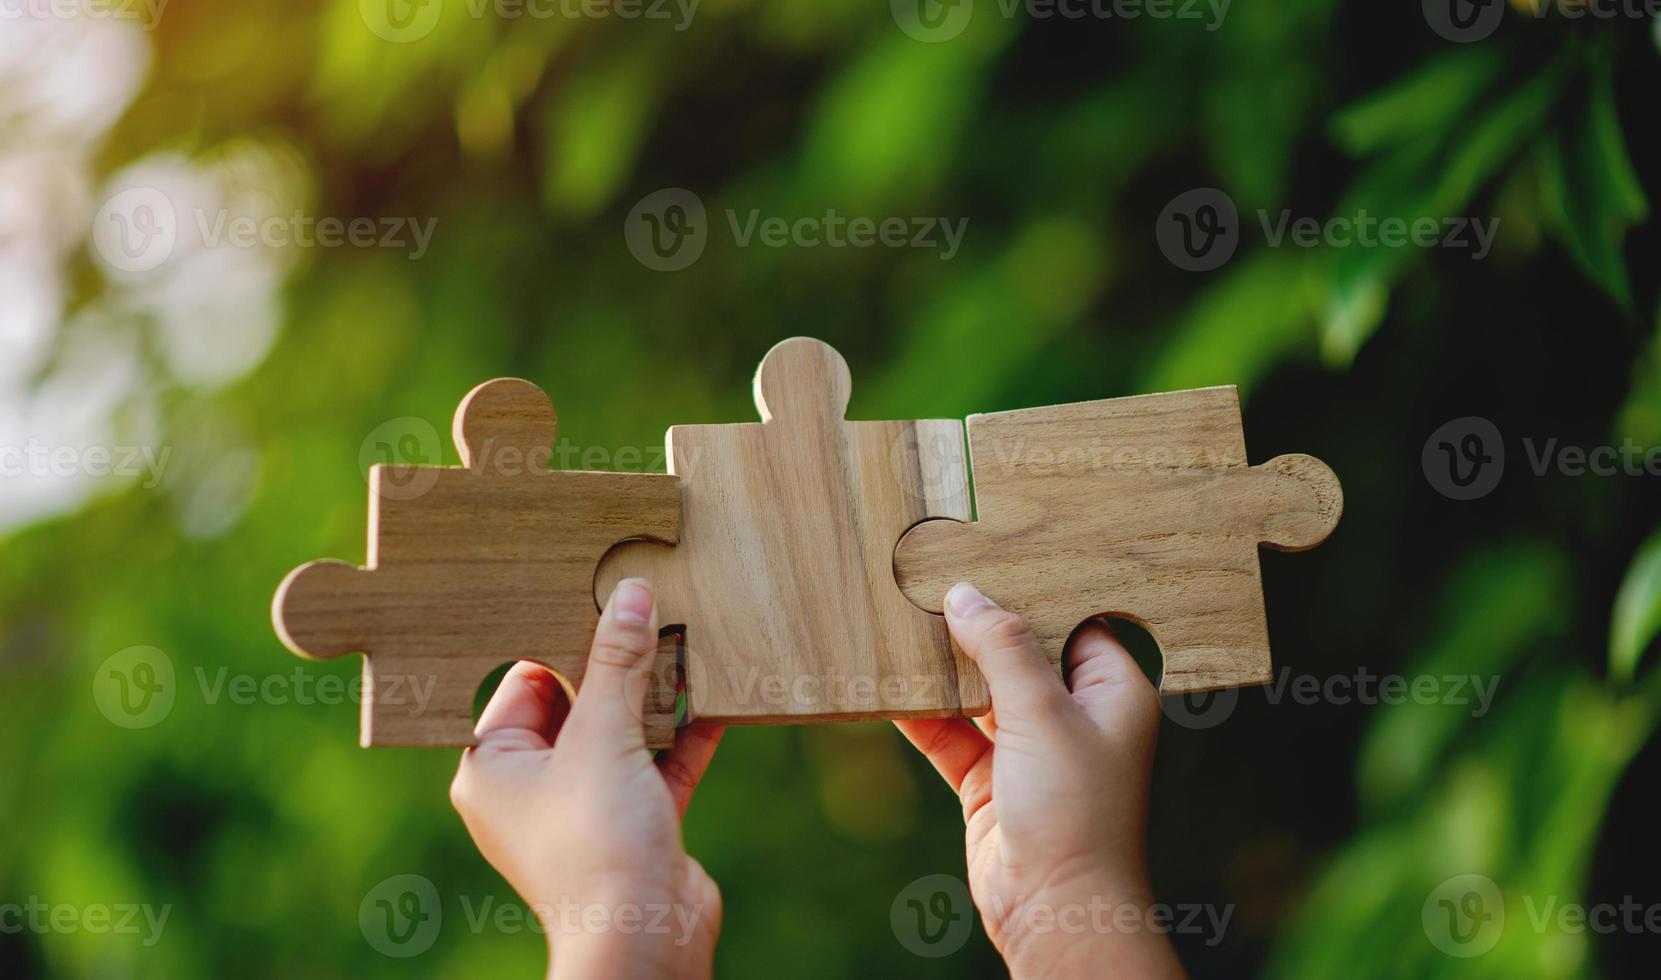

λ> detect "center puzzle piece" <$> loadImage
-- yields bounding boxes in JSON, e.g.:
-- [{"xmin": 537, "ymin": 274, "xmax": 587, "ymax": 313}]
[
  {"xmin": 595, "ymin": 337, "xmax": 988, "ymax": 723},
  {"xmin": 272, "ymin": 379, "xmax": 682, "ymax": 748},
  {"xmin": 894, "ymin": 386, "xmax": 1342, "ymax": 694}
]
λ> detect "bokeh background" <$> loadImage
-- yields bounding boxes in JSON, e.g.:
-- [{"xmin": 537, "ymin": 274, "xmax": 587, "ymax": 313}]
[{"xmin": 4, "ymin": 1, "xmax": 1661, "ymax": 976}]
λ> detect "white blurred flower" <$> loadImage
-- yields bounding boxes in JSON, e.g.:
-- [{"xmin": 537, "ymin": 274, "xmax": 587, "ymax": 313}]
[
  {"xmin": 0, "ymin": 13, "xmax": 151, "ymax": 149},
  {"xmin": 3, "ymin": 14, "xmax": 311, "ymax": 533}
]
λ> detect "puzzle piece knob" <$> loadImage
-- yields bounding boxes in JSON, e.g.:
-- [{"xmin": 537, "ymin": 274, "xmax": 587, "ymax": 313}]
[
  {"xmin": 272, "ymin": 559, "xmax": 374, "ymax": 660},
  {"xmin": 453, "ymin": 378, "xmax": 559, "ymax": 471},
  {"xmin": 1253, "ymin": 453, "xmax": 1343, "ymax": 552},
  {"xmin": 753, "ymin": 337, "xmax": 853, "ymax": 424}
]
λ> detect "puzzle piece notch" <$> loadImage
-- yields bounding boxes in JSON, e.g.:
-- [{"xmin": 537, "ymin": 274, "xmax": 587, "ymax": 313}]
[
  {"xmin": 893, "ymin": 387, "xmax": 1342, "ymax": 695},
  {"xmin": 596, "ymin": 336, "xmax": 985, "ymax": 724},
  {"xmin": 272, "ymin": 378, "xmax": 682, "ymax": 748}
]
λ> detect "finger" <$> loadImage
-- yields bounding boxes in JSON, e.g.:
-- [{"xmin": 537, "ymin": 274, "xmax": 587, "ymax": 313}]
[
  {"xmin": 473, "ymin": 661, "xmax": 571, "ymax": 748},
  {"xmin": 971, "ymin": 706, "xmax": 997, "ymax": 740},
  {"xmin": 1065, "ymin": 619, "xmax": 1160, "ymax": 736},
  {"xmin": 565, "ymin": 577, "xmax": 659, "ymax": 750},
  {"xmin": 894, "ymin": 717, "xmax": 989, "ymax": 794},
  {"xmin": 944, "ymin": 582, "xmax": 1074, "ymax": 731},
  {"xmin": 655, "ymin": 722, "xmax": 726, "ymax": 818},
  {"xmin": 454, "ymin": 665, "xmax": 568, "ymax": 821}
]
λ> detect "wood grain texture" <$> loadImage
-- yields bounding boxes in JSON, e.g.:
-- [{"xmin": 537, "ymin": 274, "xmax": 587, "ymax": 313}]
[
  {"xmin": 272, "ymin": 378, "xmax": 682, "ymax": 748},
  {"xmin": 595, "ymin": 337, "xmax": 987, "ymax": 723},
  {"xmin": 894, "ymin": 386, "xmax": 1342, "ymax": 694}
]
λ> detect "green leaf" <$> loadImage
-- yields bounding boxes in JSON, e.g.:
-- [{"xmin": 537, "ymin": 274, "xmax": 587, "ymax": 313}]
[
  {"xmin": 539, "ymin": 44, "xmax": 665, "ymax": 218},
  {"xmin": 801, "ymin": 21, "xmax": 1012, "ymax": 212},
  {"xmin": 1144, "ymin": 249, "xmax": 1316, "ymax": 396},
  {"xmin": 1427, "ymin": 58, "xmax": 1568, "ymax": 214},
  {"xmin": 1538, "ymin": 61, "xmax": 1649, "ymax": 310},
  {"xmin": 1318, "ymin": 257, "xmax": 1388, "ymax": 366},
  {"xmin": 1616, "ymin": 319, "xmax": 1661, "ymax": 449},
  {"xmin": 1329, "ymin": 47, "xmax": 1505, "ymax": 156},
  {"xmin": 1611, "ymin": 527, "xmax": 1661, "ymax": 685},
  {"xmin": 1357, "ymin": 542, "xmax": 1568, "ymax": 811},
  {"xmin": 1316, "ymin": 58, "xmax": 1567, "ymax": 363}
]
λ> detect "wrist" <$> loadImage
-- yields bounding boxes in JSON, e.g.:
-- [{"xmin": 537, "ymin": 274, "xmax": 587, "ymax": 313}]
[
  {"xmin": 540, "ymin": 887, "xmax": 716, "ymax": 980},
  {"xmin": 1007, "ymin": 930, "xmax": 1182, "ymax": 980},
  {"xmin": 991, "ymin": 877, "xmax": 1184, "ymax": 980},
  {"xmin": 549, "ymin": 933, "xmax": 706, "ymax": 980}
]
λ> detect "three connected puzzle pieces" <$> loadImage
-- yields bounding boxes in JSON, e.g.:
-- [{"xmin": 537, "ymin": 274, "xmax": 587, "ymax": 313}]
[{"xmin": 273, "ymin": 337, "xmax": 1342, "ymax": 748}]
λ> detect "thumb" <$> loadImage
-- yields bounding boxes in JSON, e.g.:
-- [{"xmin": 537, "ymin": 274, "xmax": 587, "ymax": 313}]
[
  {"xmin": 566, "ymin": 577, "xmax": 659, "ymax": 751},
  {"xmin": 944, "ymin": 582, "xmax": 1074, "ymax": 732}
]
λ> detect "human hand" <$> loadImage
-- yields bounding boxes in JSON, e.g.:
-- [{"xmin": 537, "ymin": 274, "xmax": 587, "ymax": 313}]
[
  {"xmin": 450, "ymin": 578, "xmax": 725, "ymax": 980},
  {"xmin": 896, "ymin": 583, "xmax": 1184, "ymax": 979}
]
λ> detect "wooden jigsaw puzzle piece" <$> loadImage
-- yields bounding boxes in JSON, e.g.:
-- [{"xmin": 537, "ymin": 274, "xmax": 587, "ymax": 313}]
[
  {"xmin": 893, "ymin": 386, "xmax": 1341, "ymax": 695},
  {"xmin": 595, "ymin": 337, "xmax": 987, "ymax": 724},
  {"xmin": 273, "ymin": 378, "xmax": 682, "ymax": 748}
]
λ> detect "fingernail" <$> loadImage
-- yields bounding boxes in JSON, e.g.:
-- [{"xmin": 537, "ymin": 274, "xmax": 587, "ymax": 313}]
[
  {"xmin": 610, "ymin": 578, "xmax": 654, "ymax": 625},
  {"xmin": 945, "ymin": 581, "xmax": 994, "ymax": 617}
]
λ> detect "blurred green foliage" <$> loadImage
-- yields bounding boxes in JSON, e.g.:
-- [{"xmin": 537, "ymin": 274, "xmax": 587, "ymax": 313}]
[{"xmin": 3, "ymin": 1, "xmax": 1661, "ymax": 978}]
